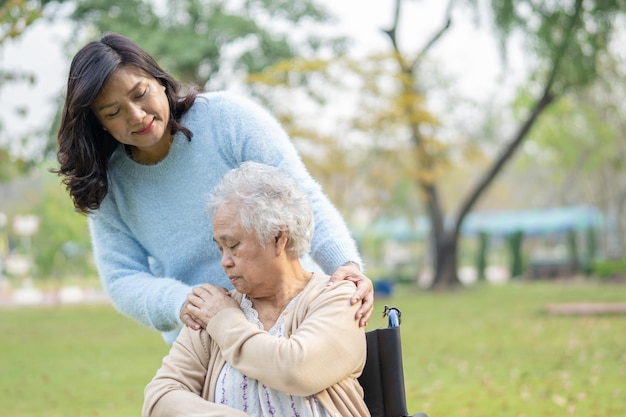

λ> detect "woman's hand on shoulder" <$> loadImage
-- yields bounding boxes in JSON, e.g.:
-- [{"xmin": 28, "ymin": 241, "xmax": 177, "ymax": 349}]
[
  {"xmin": 181, "ymin": 284, "xmax": 239, "ymax": 329},
  {"xmin": 328, "ymin": 262, "xmax": 374, "ymax": 327},
  {"xmin": 180, "ymin": 300, "xmax": 204, "ymax": 330}
]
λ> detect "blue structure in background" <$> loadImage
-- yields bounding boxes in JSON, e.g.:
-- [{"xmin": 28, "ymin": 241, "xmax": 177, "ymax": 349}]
[
  {"xmin": 460, "ymin": 206, "xmax": 604, "ymax": 238},
  {"xmin": 361, "ymin": 206, "xmax": 603, "ymax": 241},
  {"xmin": 359, "ymin": 206, "xmax": 605, "ymax": 281}
]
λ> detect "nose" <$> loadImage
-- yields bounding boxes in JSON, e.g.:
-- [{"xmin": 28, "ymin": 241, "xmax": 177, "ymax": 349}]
[
  {"xmin": 127, "ymin": 102, "xmax": 146, "ymax": 123},
  {"xmin": 221, "ymin": 250, "xmax": 234, "ymax": 269}
]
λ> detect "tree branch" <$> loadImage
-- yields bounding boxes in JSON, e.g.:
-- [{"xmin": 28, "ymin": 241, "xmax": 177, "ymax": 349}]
[
  {"xmin": 452, "ymin": 0, "xmax": 585, "ymax": 237},
  {"xmin": 382, "ymin": 0, "xmax": 402, "ymax": 55},
  {"xmin": 413, "ymin": 0, "xmax": 455, "ymax": 71}
]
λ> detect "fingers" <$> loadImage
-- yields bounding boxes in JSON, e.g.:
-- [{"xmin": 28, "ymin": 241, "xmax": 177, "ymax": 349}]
[
  {"xmin": 192, "ymin": 284, "xmax": 214, "ymax": 297},
  {"xmin": 328, "ymin": 263, "xmax": 361, "ymax": 285},
  {"xmin": 180, "ymin": 301, "xmax": 203, "ymax": 330},
  {"xmin": 183, "ymin": 285, "xmax": 237, "ymax": 330},
  {"xmin": 327, "ymin": 263, "xmax": 375, "ymax": 327},
  {"xmin": 182, "ymin": 286, "xmax": 219, "ymax": 330},
  {"xmin": 327, "ymin": 267, "xmax": 346, "ymax": 285},
  {"xmin": 192, "ymin": 284, "xmax": 229, "ymax": 297},
  {"xmin": 351, "ymin": 277, "xmax": 374, "ymax": 327},
  {"xmin": 181, "ymin": 311, "xmax": 204, "ymax": 330},
  {"xmin": 356, "ymin": 291, "xmax": 374, "ymax": 327}
]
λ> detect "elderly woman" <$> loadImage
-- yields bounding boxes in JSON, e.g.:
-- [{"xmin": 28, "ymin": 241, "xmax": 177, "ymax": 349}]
[{"xmin": 143, "ymin": 162, "xmax": 370, "ymax": 417}]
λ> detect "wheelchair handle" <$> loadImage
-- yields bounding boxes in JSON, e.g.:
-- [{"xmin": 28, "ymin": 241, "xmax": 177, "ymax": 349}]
[{"xmin": 383, "ymin": 305, "xmax": 401, "ymax": 327}]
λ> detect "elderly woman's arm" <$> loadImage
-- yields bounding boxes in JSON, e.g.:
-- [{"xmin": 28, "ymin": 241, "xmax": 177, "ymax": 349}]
[
  {"xmin": 142, "ymin": 326, "xmax": 248, "ymax": 417},
  {"xmin": 205, "ymin": 280, "xmax": 366, "ymax": 396}
]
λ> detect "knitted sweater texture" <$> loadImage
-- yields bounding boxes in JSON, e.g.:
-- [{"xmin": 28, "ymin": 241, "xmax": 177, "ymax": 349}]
[{"xmin": 88, "ymin": 92, "xmax": 361, "ymax": 343}]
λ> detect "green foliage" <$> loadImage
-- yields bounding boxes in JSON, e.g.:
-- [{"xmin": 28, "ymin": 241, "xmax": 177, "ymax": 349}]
[
  {"xmin": 3, "ymin": 163, "xmax": 94, "ymax": 280},
  {"xmin": 247, "ymin": 52, "xmax": 434, "ymax": 220},
  {"xmin": 31, "ymin": 167, "xmax": 95, "ymax": 280},
  {"xmin": 489, "ymin": 0, "xmax": 625, "ymax": 93},
  {"xmin": 585, "ymin": 227, "xmax": 597, "ymax": 273},
  {"xmin": 1, "ymin": 282, "xmax": 625, "ymax": 416},
  {"xmin": 0, "ymin": 0, "xmax": 44, "ymax": 177},
  {"xmin": 0, "ymin": 0, "xmax": 42, "ymax": 42},
  {"xmin": 591, "ymin": 258, "xmax": 626, "ymax": 279},
  {"xmin": 70, "ymin": 0, "xmax": 346, "ymax": 87},
  {"xmin": 508, "ymin": 230, "xmax": 524, "ymax": 278},
  {"xmin": 515, "ymin": 56, "xmax": 626, "ymax": 253},
  {"xmin": 476, "ymin": 231, "xmax": 488, "ymax": 280},
  {"xmin": 0, "ymin": 148, "xmax": 30, "ymax": 182},
  {"xmin": 518, "ymin": 92, "xmax": 620, "ymax": 174}
]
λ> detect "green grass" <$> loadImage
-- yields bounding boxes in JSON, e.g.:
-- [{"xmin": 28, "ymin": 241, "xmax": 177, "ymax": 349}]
[
  {"xmin": 0, "ymin": 304, "xmax": 167, "ymax": 417},
  {"xmin": 388, "ymin": 281, "xmax": 626, "ymax": 417},
  {"xmin": 1, "ymin": 281, "xmax": 625, "ymax": 417}
]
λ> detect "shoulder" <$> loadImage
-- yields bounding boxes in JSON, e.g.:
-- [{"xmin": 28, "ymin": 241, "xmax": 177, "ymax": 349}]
[
  {"xmin": 302, "ymin": 273, "xmax": 354, "ymax": 302},
  {"xmin": 192, "ymin": 91, "xmax": 269, "ymax": 117},
  {"xmin": 185, "ymin": 91, "xmax": 286, "ymax": 145},
  {"xmin": 182, "ymin": 91, "xmax": 274, "ymax": 140}
]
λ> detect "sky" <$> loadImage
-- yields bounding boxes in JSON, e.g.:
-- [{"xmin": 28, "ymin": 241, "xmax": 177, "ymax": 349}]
[{"xmin": 0, "ymin": 0, "xmax": 526, "ymax": 156}]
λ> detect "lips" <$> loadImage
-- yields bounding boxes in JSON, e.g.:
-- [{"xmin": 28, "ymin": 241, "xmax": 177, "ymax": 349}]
[
  {"xmin": 134, "ymin": 119, "xmax": 155, "ymax": 135},
  {"xmin": 228, "ymin": 275, "xmax": 243, "ymax": 284}
]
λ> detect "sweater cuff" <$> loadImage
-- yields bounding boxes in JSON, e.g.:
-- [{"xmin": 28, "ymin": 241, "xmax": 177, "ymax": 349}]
[
  {"xmin": 205, "ymin": 307, "xmax": 248, "ymax": 345},
  {"xmin": 313, "ymin": 241, "xmax": 363, "ymax": 274}
]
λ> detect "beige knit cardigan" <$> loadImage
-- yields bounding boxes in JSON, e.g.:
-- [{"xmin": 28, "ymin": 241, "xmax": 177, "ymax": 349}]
[{"xmin": 143, "ymin": 273, "xmax": 370, "ymax": 417}]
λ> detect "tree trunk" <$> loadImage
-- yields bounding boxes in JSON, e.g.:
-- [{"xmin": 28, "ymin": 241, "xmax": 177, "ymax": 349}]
[
  {"xmin": 431, "ymin": 232, "xmax": 459, "ymax": 290},
  {"xmin": 427, "ymin": 87, "xmax": 555, "ymax": 290}
]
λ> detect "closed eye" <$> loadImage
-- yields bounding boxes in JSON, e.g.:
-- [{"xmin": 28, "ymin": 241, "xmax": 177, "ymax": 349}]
[
  {"xmin": 135, "ymin": 87, "xmax": 148, "ymax": 99},
  {"xmin": 106, "ymin": 108, "xmax": 120, "ymax": 118}
]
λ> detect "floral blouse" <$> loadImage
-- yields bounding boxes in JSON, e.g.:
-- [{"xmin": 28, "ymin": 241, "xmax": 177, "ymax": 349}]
[{"xmin": 215, "ymin": 294, "xmax": 331, "ymax": 417}]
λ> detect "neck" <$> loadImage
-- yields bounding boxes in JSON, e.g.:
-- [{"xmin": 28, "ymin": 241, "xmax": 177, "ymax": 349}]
[
  {"xmin": 250, "ymin": 267, "xmax": 312, "ymax": 325},
  {"xmin": 130, "ymin": 133, "xmax": 173, "ymax": 165}
]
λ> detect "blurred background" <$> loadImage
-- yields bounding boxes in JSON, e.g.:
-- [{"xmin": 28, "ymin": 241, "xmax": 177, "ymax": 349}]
[
  {"xmin": 1, "ymin": 0, "xmax": 625, "ymax": 298},
  {"xmin": 1, "ymin": 1, "xmax": 626, "ymax": 416}
]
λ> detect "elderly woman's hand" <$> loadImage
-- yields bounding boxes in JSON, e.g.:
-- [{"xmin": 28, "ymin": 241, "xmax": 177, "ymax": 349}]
[
  {"xmin": 181, "ymin": 284, "xmax": 239, "ymax": 329},
  {"xmin": 329, "ymin": 263, "xmax": 374, "ymax": 327}
]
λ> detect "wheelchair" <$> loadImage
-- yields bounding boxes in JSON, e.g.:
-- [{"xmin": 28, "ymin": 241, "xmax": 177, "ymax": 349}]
[{"xmin": 358, "ymin": 305, "xmax": 428, "ymax": 417}]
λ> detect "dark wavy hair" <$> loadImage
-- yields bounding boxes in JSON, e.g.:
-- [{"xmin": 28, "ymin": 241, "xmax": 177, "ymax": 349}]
[{"xmin": 52, "ymin": 33, "xmax": 198, "ymax": 214}]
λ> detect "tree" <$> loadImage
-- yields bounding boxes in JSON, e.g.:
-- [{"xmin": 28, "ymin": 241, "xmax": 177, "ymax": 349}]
[
  {"xmin": 68, "ymin": 0, "xmax": 346, "ymax": 89},
  {"xmin": 0, "ymin": 0, "xmax": 63, "ymax": 180},
  {"xmin": 374, "ymin": 0, "xmax": 626, "ymax": 288},
  {"xmin": 518, "ymin": 54, "xmax": 626, "ymax": 257},
  {"xmin": 0, "ymin": 0, "xmax": 43, "ymax": 43},
  {"xmin": 246, "ymin": 0, "xmax": 626, "ymax": 289},
  {"xmin": 0, "ymin": 0, "xmax": 39, "ymax": 180}
]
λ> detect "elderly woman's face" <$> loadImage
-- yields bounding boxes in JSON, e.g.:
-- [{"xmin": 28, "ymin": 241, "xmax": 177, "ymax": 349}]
[{"xmin": 213, "ymin": 203, "xmax": 279, "ymax": 296}]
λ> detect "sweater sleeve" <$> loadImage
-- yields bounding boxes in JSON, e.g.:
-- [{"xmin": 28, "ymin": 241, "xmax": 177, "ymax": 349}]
[
  {"xmin": 205, "ymin": 280, "xmax": 366, "ymax": 396},
  {"xmin": 88, "ymin": 208, "xmax": 191, "ymax": 333},
  {"xmin": 211, "ymin": 92, "xmax": 363, "ymax": 273},
  {"xmin": 143, "ymin": 326, "xmax": 249, "ymax": 417}
]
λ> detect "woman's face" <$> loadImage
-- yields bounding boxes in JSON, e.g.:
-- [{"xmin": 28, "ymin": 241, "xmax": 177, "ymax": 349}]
[
  {"xmin": 213, "ymin": 203, "xmax": 281, "ymax": 298},
  {"xmin": 91, "ymin": 66, "xmax": 171, "ymax": 153}
]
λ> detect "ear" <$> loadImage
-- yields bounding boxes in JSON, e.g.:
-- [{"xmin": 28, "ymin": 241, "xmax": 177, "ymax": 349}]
[{"xmin": 274, "ymin": 230, "xmax": 289, "ymax": 256}]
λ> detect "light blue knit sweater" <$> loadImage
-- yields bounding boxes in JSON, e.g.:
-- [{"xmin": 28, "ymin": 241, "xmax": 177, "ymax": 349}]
[{"xmin": 88, "ymin": 91, "xmax": 361, "ymax": 343}]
